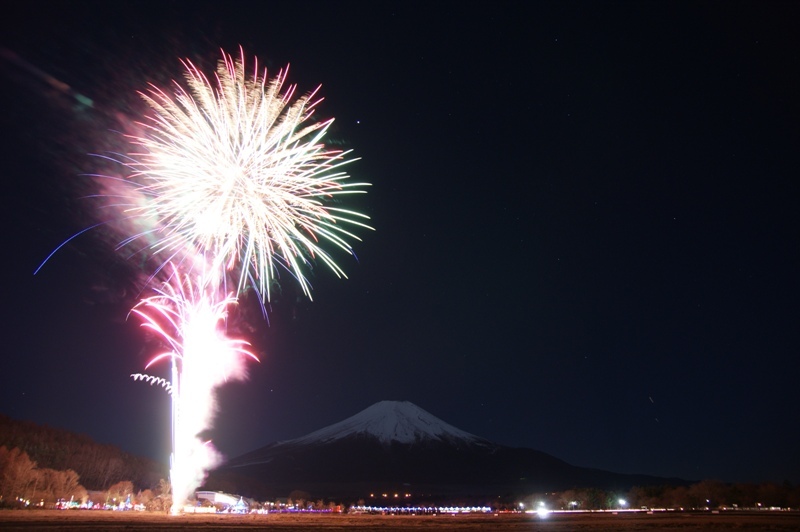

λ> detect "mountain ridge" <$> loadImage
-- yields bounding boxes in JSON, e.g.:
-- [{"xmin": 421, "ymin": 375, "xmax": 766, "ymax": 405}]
[
  {"xmin": 273, "ymin": 400, "xmax": 489, "ymax": 447},
  {"xmin": 211, "ymin": 401, "xmax": 688, "ymax": 501}
]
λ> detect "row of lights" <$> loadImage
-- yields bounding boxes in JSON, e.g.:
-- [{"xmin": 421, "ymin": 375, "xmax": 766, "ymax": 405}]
[{"xmin": 353, "ymin": 505, "xmax": 492, "ymax": 514}]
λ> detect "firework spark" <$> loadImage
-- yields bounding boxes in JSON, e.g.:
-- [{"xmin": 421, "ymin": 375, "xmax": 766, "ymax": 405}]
[{"xmin": 124, "ymin": 49, "xmax": 372, "ymax": 300}]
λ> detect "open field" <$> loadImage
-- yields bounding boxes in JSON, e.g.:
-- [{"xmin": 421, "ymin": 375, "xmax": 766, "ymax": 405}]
[{"xmin": 1, "ymin": 510, "xmax": 799, "ymax": 531}]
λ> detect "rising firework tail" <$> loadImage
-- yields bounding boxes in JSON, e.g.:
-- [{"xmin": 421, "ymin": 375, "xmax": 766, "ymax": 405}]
[{"xmin": 132, "ymin": 264, "xmax": 258, "ymax": 509}]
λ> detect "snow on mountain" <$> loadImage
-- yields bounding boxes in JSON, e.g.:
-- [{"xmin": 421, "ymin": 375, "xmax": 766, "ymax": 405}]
[
  {"xmin": 214, "ymin": 400, "xmax": 685, "ymax": 500},
  {"xmin": 286, "ymin": 400, "xmax": 485, "ymax": 445}
]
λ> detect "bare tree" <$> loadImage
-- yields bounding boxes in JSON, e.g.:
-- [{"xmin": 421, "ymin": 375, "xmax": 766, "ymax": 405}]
[
  {"xmin": 136, "ymin": 488, "xmax": 155, "ymax": 505},
  {"xmin": 157, "ymin": 477, "xmax": 171, "ymax": 496},
  {"xmin": 0, "ymin": 446, "xmax": 38, "ymax": 506},
  {"xmin": 106, "ymin": 480, "xmax": 134, "ymax": 507},
  {"xmin": 36, "ymin": 468, "xmax": 86, "ymax": 507}
]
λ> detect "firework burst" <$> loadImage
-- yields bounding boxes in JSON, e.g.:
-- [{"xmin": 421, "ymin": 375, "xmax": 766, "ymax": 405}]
[{"xmin": 125, "ymin": 49, "xmax": 371, "ymax": 299}]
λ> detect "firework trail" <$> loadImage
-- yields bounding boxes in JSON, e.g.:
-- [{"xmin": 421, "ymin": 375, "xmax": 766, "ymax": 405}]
[{"xmin": 119, "ymin": 49, "xmax": 371, "ymax": 513}]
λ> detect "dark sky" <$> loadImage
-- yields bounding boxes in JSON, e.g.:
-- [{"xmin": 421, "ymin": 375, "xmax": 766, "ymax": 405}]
[{"xmin": 2, "ymin": 1, "xmax": 798, "ymax": 485}]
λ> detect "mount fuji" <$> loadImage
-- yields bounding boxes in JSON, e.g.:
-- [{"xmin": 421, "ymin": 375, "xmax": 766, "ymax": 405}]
[
  {"xmin": 209, "ymin": 401, "xmax": 684, "ymax": 502},
  {"xmin": 282, "ymin": 400, "xmax": 489, "ymax": 446}
]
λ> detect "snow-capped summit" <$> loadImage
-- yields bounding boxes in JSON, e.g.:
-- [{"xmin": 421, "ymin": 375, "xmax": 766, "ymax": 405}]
[
  {"xmin": 288, "ymin": 400, "xmax": 484, "ymax": 445},
  {"xmin": 217, "ymin": 400, "xmax": 682, "ymax": 501}
]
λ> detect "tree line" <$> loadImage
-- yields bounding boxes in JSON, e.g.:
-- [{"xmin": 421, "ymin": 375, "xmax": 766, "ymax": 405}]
[
  {"xmin": 0, "ymin": 414, "xmax": 166, "ymax": 491},
  {"xmin": 0, "ymin": 445, "xmax": 173, "ymax": 510},
  {"xmin": 0, "ymin": 446, "xmax": 85, "ymax": 508}
]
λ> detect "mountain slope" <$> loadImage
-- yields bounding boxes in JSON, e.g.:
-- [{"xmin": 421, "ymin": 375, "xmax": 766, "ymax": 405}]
[
  {"xmin": 211, "ymin": 401, "xmax": 685, "ymax": 501},
  {"xmin": 0, "ymin": 413, "xmax": 166, "ymax": 490},
  {"xmin": 286, "ymin": 400, "xmax": 487, "ymax": 446}
]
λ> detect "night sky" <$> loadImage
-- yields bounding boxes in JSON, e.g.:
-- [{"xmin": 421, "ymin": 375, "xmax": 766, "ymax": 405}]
[{"xmin": 2, "ymin": 1, "xmax": 798, "ymax": 485}]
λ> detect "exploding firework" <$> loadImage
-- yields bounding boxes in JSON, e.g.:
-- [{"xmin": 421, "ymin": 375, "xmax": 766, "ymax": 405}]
[
  {"xmin": 116, "ymin": 50, "xmax": 371, "ymax": 513},
  {"xmin": 124, "ymin": 49, "xmax": 371, "ymax": 300}
]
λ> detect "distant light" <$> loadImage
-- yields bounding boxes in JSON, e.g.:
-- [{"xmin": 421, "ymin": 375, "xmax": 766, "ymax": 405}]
[{"xmin": 619, "ymin": 499, "xmax": 627, "ymax": 507}]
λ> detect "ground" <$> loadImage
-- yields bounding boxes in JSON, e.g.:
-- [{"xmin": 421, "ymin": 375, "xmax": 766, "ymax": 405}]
[{"xmin": 1, "ymin": 510, "xmax": 799, "ymax": 531}]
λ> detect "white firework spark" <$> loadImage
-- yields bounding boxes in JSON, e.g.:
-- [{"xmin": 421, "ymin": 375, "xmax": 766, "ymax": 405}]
[
  {"xmin": 125, "ymin": 49, "xmax": 372, "ymax": 299},
  {"xmin": 130, "ymin": 373, "xmax": 173, "ymax": 393}
]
